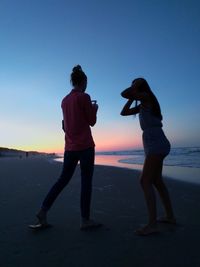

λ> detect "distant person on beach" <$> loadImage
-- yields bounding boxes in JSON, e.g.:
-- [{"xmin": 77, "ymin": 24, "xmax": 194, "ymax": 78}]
[
  {"xmin": 120, "ymin": 78, "xmax": 176, "ymax": 236},
  {"xmin": 30, "ymin": 65, "xmax": 102, "ymax": 230}
]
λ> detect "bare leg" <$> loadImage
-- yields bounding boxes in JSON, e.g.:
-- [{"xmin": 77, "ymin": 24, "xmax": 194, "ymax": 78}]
[
  {"xmin": 153, "ymin": 157, "xmax": 175, "ymax": 223},
  {"xmin": 135, "ymin": 155, "xmax": 176, "ymax": 235},
  {"xmin": 135, "ymin": 156, "xmax": 160, "ymax": 235},
  {"xmin": 140, "ymin": 180, "xmax": 157, "ymax": 225}
]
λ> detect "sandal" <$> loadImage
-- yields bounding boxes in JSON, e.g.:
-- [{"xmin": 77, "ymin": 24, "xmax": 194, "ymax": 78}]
[
  {"xmin": 135, "ymin": 224, "xmax": 159, "ymax": 236},
  {"xmin": 29, "ymin": 223, "xmax": 52, "ymax": 230},
  {"xmin": 80, "ymin": 219, "xmax": 103, "ymax": 231}
]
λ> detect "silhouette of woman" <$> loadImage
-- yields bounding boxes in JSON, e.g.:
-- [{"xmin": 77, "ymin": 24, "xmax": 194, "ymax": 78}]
[
  {"xmin": 30, "ymin": 65, "xmax": 101, "ymax": 230},
  {"xmin": 121, "ymin": 78, "xmax": 176, "ymax": 235}
]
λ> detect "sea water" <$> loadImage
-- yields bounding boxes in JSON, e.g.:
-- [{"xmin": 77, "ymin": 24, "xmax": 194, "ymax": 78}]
[
  {"xmin": 55, "ymin": 147, "xmax": 200, "ymax": 184},
  {"xmin": 96, "ymin": 147, "xmax": 200, "ymax": 168}
]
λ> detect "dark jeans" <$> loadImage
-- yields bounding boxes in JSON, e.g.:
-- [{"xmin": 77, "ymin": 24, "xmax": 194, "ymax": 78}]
[{"xmin": 41, "ymin": 147, "xmax": 95, "ymax": 220}]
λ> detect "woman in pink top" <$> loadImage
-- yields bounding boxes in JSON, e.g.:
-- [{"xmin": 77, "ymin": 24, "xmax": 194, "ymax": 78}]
[{"xmin": 30, "ymin": 65, "xmax": 102, "ymax": 230}]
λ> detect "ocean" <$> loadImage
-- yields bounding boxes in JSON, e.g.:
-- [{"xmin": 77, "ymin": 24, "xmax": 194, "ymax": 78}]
[
  {"xmin": 55, "ymin": 147, "xmax": 200, "ymax": 184},
  {"xmin": 96, "ymin": 146, "xmax": 200, "ymax": 169}
]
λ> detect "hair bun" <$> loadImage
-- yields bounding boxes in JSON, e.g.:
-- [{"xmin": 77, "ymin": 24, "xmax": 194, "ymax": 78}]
[
  {"xmin": 72, "ymin": 65, "xmax": 82, "ymax": 73},
  {"xmin": 70, "ymin": 65, "xmax": 87, "ymax": 86}
]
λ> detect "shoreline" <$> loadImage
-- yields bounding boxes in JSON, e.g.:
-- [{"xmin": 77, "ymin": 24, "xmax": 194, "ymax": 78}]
[
  {"xmin": 54, "ymin": 155, "xmax": 200, "ymax": 185},
  {"xmin": 95, "ymin": 155, "xmax": 200, "ymax": 185}
]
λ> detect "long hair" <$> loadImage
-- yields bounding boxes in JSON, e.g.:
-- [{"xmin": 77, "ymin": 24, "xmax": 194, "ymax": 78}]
[{"xmin": 134, "ymin": 78, "xmax": 163, "ymax": 120}]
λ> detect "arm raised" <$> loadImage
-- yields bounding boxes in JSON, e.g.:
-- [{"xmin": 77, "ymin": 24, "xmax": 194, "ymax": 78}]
[{"xmin": 120, "ymin": 99, "xmax": 140, "ymax": 116}]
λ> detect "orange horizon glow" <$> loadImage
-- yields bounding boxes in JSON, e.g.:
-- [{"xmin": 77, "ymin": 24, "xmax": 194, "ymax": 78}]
[
  {"xmin": 2, "ymin": 126, "xmax": 143, "ymax": 154},
  {"xmin": 5, "ymin": 141, "xmax": 143, "ymax": 155}
]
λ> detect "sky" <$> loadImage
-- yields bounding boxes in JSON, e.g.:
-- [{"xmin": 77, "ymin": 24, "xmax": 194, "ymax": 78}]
[{"xmin": 0, "ymin": 0, "xmax": 200, "ymax": 153}]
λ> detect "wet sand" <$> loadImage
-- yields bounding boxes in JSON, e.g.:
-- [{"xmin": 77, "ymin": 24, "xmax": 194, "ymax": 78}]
[{"xmin": 0, "ymin": 157, "xmax": 200, "ymax": 267}]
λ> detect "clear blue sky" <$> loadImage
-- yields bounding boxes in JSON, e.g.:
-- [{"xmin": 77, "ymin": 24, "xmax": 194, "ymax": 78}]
[{"xmin": 1, "ymin": 0, "xmax": 200, "ymax": 152}]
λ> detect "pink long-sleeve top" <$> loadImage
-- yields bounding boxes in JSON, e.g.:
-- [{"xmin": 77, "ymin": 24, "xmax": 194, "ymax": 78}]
[{"xmin": 61, "ymin": 89, "xmax": 97, "ymax": 151}]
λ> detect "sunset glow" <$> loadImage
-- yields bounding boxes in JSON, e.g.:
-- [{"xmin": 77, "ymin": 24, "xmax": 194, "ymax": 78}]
[{"xmin": 1, "ymin": 1, "xmax": 199, "ymax": 153}]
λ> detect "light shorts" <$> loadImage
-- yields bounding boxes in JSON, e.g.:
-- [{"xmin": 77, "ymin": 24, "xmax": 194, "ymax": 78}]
[{"xmin": 143, "ymin": 127, "xmax": 171, "ymax": 156}]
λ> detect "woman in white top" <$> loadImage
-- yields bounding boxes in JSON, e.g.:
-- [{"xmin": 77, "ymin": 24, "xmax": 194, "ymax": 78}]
[{"xmin": 121, "ymin": 78, "xmax": 176, "ymax": 236}]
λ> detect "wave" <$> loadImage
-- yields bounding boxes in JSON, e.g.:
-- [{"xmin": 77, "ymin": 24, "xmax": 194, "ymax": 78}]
[
  {"xmin": 56, "ymin": 147, "xmax": 200, "ymax": 168},
  {"xmin": 97, "ymin": 147, "xmax": 200, "ymax": 156},
  {"xmin": 97, "ymin": 147, "xmax": 200, "ymax": 168}
]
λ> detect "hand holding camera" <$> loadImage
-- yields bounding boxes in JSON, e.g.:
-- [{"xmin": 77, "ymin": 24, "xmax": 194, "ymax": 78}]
[{"xmin": 91, "ymin": 100, "xmax": 98, "ymax": 111}]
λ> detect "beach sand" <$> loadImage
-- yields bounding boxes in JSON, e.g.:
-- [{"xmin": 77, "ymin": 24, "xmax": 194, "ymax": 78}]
[{"xmin": 0, "ymin": 157, "xmax": 200, "ymax": 267}]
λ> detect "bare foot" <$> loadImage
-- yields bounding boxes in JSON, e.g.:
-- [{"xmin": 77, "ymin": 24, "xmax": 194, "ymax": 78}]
[{"xmin": 157, "ymin": 217, "xmax": 176, "ymax": 225}]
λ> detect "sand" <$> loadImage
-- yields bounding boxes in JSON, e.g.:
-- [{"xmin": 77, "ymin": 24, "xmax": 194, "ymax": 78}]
[{"xmin": 0, "ymin": 157, "xmax": 200, "ymax": 267}]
